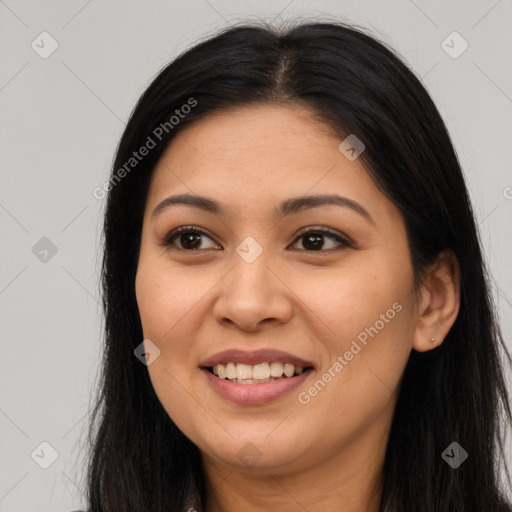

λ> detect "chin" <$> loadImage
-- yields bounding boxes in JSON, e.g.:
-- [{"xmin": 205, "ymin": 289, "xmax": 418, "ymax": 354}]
[{"xmin": 198, "ymin": 432, "xmax": 307, "ymax": 472}]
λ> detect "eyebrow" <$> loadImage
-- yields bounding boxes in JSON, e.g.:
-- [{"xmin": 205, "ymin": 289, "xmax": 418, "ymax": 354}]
[{"xmin": 151, "ymin": 193, "xmax": 375, "ymax": 226}]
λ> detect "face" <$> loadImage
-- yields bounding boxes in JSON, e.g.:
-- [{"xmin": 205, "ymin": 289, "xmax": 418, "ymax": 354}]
[{"xmin": 135, "ymin": 103, "xmax": 419, "ymax": 476}]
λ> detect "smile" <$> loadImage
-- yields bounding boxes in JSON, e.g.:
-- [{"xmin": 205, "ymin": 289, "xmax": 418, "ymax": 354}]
[
  {"xmin": 200, "ymin": 348, "xmax": 316, "ymax": 404},
  {"xmin": 202, "ymin": 366, "xmax": 314, "ymax": 404},
  {"xmin": 209, "ymin": 361, "xmax": 310, "ymax": 383}
]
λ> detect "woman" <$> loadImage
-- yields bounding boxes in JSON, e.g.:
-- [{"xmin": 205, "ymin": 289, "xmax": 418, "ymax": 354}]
[{"xmin": 82, "ymin": 20, "xmax": 512, "ymax": 511}]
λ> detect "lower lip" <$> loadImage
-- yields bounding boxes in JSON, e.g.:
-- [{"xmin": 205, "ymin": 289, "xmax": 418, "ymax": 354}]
[{"xmin": 201, "ymin": 368, "xmax": 313, "ymax": 405}]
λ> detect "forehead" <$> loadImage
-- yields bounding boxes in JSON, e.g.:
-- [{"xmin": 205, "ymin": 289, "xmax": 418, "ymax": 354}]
[
  {"xmin": 146, "ymin": 103, "xmax": 398, "ymax": 227},
  {"xmin": 158, "ymin": 103, "xmax": 341, "ymax": 169}
]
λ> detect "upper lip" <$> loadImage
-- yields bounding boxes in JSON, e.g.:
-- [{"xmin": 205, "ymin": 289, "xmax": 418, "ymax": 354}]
[{"xmin": 200, "ymin": 349, "xmax": 315, "ymax": 369}]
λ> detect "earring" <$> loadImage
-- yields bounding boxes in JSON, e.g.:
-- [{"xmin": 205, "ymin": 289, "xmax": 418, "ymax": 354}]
[{"xmin": 430, "ymin": 337, "xmax": 436, "ymax": 347}]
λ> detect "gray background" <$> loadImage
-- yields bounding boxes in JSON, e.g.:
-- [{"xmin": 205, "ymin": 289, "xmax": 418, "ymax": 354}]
[{"xmin": 1, "ymin": 1, "xmax": 511, "ymax": 510}]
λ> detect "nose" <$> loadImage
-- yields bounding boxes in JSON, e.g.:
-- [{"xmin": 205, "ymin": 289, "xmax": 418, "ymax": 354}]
[{"xmin": 212, "ymin": 248, "xmax": 293, "ymax": 332}]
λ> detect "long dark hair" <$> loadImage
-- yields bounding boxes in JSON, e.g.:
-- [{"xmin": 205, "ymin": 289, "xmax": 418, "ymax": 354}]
[{"xmin": 83, "ymin": 20, "xmax": 512, "ymax": 511}]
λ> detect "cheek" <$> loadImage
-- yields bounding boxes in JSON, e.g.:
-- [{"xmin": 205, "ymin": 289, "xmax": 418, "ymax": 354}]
[
  {"xmin": 135, "ymin": 258, "xmax": 211, "ymax": 344},
  {"xmin": 135, "ymin": 258, "xmax": 219, "ymax": 397},
  {"xmin": 135, "ymin": 261, "xmax": 207, "ymax": 435},
  {"xmin": 293, "ymin": 255, "xmax": 414, "ymax": 397},
  {"xmin": 134, "ymin": 259, "xmax": 196, "ymax": 410},
  {"xmin": 293, "ymin": 256, "xmax": 410, "ymax": 344}
]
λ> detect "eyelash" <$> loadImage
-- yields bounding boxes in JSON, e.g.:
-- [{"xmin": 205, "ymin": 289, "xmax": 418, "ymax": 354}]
[{"xmin": 160, "ymin": 225, "xmax": 353, "ymax": 252}]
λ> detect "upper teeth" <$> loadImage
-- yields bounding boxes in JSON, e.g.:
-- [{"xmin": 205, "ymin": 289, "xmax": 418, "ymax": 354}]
[{"xmin": 212, "ymin": 362, "xmax": 305, "ymax": 380}]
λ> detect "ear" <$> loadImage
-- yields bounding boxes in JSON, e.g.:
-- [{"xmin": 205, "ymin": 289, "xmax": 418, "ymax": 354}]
[{"xmin": 412, "ymin": 250, "xmax": 461, "ymax": 352}]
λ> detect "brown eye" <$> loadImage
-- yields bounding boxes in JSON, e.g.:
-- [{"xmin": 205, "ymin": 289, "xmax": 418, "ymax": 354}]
[
  {"xmin": 290, "ymin": 228, "xmax": 352, "ymax": 252},
  {"xmin": 163, "ymin": 226, "xmax": 219, "ymax": 251},
  {"xmin": 160, "ymin": 226, "xmax": 352, "ymax": 253}
]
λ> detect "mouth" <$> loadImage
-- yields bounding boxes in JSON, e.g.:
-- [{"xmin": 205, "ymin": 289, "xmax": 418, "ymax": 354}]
[
  {"xmin": 205, "ymin": 362, "xmax": 314, "ymax": 384},
  {"xmin": 199, "ymin": 348, "xmax": 315, "ymax": 404}
]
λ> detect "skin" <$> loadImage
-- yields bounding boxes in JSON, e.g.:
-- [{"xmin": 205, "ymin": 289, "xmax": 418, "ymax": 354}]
[{"xmin": 135, "ymin": 103, "xmax": 460, "ymax": 512}]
